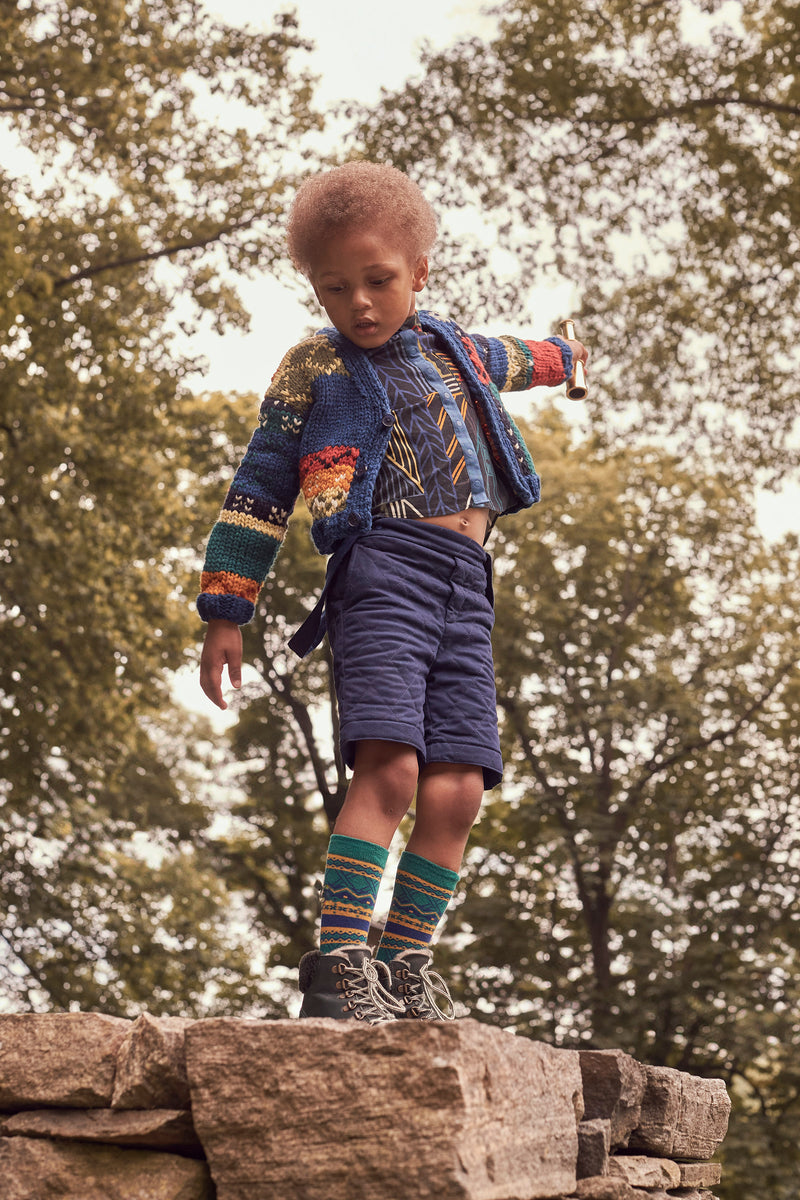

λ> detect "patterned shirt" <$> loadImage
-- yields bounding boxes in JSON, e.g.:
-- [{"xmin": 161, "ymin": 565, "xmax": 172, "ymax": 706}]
[{"xmin": 367, "ymin": 317, "xmax": 515, "ymax": 537}]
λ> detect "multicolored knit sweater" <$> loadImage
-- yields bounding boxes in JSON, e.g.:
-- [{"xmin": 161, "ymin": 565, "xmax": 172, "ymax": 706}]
[{"xmin": 198, "ymin": 309, "xmax": 572, "ymax": 625}]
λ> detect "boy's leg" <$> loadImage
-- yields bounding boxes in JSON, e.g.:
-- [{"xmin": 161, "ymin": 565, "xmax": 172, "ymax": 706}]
[
  {"xmin": 299, "ymin": 740, "xmax": 418, "ymax": 1021},
  {"xmin": 405, "ymin": 761, "xmax": 484, "ymax": 872},
  {"xmin": 333, "ymin": 739, "xmax": 420, "ymax": 848},
  {"xmin": 319, "ymin": 739, "xmax": 419, "ymax": 953},
  {"xmin": 376, "ymin": 763, "xmax": 483, "ymax": 1018}
]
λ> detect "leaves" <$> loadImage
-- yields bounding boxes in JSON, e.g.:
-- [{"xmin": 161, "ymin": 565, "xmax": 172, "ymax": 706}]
[{"xmin": 0, "ymin": 0, "xmax": 321, "ymax": 1014}]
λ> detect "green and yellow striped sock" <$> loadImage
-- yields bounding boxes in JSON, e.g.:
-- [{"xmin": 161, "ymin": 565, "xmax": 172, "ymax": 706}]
[
  {"xmin": 376, "ymin": 850, "xmax": 459, "ymax": 964},
  {"xmin": 319, "ymin": 834, "xmax": 388, "ymax": 955}
]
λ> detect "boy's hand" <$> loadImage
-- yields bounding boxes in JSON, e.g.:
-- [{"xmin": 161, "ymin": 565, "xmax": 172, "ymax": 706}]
[
  {"xmin": 564, "ymin": 338, "xmax": 589, "ymax": 368},
  {"xmin": 200, "ymin": 619, "xmax": 243, "ymax": 710}
]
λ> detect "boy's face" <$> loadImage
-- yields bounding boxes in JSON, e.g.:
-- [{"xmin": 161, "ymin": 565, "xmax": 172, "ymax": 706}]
[{"xmin": 308, "ymin": 227, "xmax": 428, "ymax": 349}]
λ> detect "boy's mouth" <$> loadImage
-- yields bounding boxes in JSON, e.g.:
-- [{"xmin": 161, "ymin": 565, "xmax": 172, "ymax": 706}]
[{"xmin": 354, "ymin": 319, "xmax": 378, "ymax": 336}]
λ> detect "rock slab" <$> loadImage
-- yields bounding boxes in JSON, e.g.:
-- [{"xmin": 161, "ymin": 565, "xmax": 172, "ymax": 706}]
[
  {"xmin": 607, "ymin": 1154, "xmax": 681, "ymax": 1188},
  {"xmin": 0, "ymin": 1136, "xmax": 213, "ymax": 1200},
  {"xmin": 186, "ymin": 1016, "xmax": 584, "ymax": 1200},
  {"xmin": 111, "ymin": 1014, "xmax": 194, "ymax": 1110},
  {"xmin": 628, "ymin": 1064, "xmax": 731, "ymax": 1159},
  {"xmin": 0, "ymin": 1013, "xmax": 131, "ymax": 1110},
  {"xmin": 579, "ymin": 1050, "xmax": 647, "ymax": 1150},
  {"xmin": 577, "ymin": 1118, "xmax": 611, "ymax": 1179},
  {"xmin": 0, "ymin": 1108, "xmax": 202, "ymax": 1156}
]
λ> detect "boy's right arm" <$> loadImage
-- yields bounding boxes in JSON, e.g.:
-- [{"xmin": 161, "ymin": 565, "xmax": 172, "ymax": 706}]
[
  {"xmin": 200, "ymin": 619, "xmax": 243, "ymax": 711},
  {"xmin": 197, "ymin": 339, "xmax": 320, "ymax": 706},
  {"xmin": 197, "ymin": 339, "xmax": 322, "ymax": 628}
]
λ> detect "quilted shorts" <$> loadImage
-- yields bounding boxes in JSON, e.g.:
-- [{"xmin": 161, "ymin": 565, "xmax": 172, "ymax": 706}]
[{"xmin": 325, "ymin": 517, "xmax": 502, "ymax": 788}]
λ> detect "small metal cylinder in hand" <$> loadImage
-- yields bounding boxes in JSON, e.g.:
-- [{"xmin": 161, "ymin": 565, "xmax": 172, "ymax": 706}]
[{"xmin": 559, "ymin": 319, "xmax": 588, "ymax": 400}]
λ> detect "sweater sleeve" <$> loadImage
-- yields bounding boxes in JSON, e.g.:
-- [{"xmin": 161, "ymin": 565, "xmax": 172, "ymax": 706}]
[
  {"xmin": 197, "ymin": 340, "xmax": 317, "ymax": 624},
  {"xmin": 469, "ymin": 333, "xmax": 573, "ymax": 393}
]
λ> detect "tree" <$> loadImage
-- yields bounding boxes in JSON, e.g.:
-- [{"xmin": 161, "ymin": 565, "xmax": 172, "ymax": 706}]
[
  {"xmin": 0, "ymin": 1, "xmax": 321, "ymax": 1012},
  {"xmin": 352, "ymin": 0, "xmax": 800, "ymax": 484}
]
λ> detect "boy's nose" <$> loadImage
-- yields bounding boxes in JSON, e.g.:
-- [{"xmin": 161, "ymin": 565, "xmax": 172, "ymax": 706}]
[{"xmin": 352, "ymin": 287, "xmax": 371, "ymax": 310}]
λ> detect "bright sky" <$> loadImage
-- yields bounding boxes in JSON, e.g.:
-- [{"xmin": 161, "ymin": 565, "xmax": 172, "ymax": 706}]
[{"xmin": 205, "ymin": 0, "xmax": 496, "ymax": 106}]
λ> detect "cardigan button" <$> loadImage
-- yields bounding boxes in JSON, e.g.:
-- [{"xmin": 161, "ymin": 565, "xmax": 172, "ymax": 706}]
[
  {"xmin": 347, "ymin": 512, "xmax": 361, "ymax": 528},
  {"xmin": 381, "ymin": 413, "xmax": 395, "ymax": 428}
]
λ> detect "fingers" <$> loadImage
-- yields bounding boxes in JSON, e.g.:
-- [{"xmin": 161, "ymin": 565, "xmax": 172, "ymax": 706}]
[
  {"xmin": 568, "ymin": 338, "xmax": 589, "ymax": 365},
  {"xmin": 199, "ymin": 622, "xmax": 243, "ymax": 711},
  {"xmin": 200, "ymin": 657, "xmax": 227, "ymax": 710},
  {"xmin": 227, "ymin": 657, "xmax": 242, "ymax": 691}
]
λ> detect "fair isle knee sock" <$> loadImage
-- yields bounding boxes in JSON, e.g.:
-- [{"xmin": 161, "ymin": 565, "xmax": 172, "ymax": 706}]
[
  {"xmin": 319, "ymin": 834, "xmax": 389, "ymax": 955},
  {"xmin": 376, "ymin": 850, "xmax": 459, "ymax": 964}
]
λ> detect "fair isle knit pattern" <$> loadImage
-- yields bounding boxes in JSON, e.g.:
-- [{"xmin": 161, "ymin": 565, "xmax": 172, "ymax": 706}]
[
  {"xmin": 376, "ymin": 851, "xmax": 459, "ymax": 964},
  {"xmin": 319, "ymin": 834, "xmax": 389, "ymax": 954},
  {"xmin": 197, "ymin": 311, "xmax": 572, "ymax": 626}
]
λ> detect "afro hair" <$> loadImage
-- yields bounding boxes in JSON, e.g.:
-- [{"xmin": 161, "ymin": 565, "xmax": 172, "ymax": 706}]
[{"xmin": 287, "ymin": 160, "xmax": 438, "ymax": 277}]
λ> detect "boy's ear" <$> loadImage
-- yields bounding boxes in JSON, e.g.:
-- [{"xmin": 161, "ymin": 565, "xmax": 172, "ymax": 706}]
[{"xmin": 413, "ymin": 256, "xmax": 429, "ymax": 292}]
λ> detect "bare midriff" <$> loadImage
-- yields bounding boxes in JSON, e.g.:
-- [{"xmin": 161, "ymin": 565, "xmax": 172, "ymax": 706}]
[{"xmin": 415, "ymin": 507, "xmax": 490, "ymax": 545}]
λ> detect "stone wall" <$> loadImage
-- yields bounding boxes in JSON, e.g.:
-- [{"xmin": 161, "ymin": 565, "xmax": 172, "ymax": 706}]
[{"xmin": 0, "ymin": 1012, "xmax": 730, "ymax": 1200}]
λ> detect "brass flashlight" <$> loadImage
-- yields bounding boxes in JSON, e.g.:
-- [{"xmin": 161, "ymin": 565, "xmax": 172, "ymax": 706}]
[{"xmin": 559, "ymin": 318, "xmax": 588, "ymax": 400}]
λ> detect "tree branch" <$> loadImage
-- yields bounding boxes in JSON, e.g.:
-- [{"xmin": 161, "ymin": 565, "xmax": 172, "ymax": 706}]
[
  {"xmin": 52, "ymin": 215, "xmax": 263, "ymax": 290},
  {"xmin": 595, "ymin": 94, "xmax": 800, "ymax": 130},
  {"xmin": 623, "ymin": 656, "xmax": 798, "ymax": 819}
]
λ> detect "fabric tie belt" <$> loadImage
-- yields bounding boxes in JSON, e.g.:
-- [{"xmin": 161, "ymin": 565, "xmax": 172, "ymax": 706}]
[{"xmin": 287, "ymin": 529, "xmax": 363, "ymax": 659}]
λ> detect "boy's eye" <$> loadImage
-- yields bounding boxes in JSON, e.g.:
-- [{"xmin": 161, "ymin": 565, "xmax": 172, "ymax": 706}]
[{"xmin": 371, "ymin": 277, "xmax": 390, "ymax": 286}]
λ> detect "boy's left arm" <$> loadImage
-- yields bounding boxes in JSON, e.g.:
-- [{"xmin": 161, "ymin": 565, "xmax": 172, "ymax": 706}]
[{"xmin": 471, "ymin": 332, "xmax": 588, "ymax": 393}]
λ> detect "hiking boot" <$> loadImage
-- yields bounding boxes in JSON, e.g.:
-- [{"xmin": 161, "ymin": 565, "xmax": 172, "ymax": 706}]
[
  {"xmin": 386, "ymin": 948, "xmax": 457, "ymax": 1020},
  {"xmin": 298, "ymin": 944, "xmax": 404, "ymax": 1023}
]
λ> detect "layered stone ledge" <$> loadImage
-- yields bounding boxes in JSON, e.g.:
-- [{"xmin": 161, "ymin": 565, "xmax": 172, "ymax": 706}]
[{"xmin": 0, "ymin": 1012, "xmax": 730, "ymax": 1200}]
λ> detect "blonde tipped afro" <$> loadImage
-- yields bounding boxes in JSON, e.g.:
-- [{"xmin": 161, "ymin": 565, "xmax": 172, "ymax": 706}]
[{"xmin": 287, "ymin": 160, "xmax": 438, "ymax": 277}]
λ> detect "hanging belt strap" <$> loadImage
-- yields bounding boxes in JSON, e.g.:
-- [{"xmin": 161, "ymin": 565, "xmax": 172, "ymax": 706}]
[{"xmin": 287, "ymin": 530, "xmax": 363, "ymax": 659}]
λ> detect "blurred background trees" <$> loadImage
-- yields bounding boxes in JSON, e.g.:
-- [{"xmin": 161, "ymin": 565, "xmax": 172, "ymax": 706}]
[
  {"xmin": 1, "ymin": 2, "xmax": 798, "ymax": 1195},
  {"xmin": 0, "ymin": 0, "xmax": 320, "ymax": 1013}
]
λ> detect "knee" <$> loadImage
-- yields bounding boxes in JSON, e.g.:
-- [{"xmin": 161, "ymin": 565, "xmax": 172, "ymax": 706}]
[
  {"xmin": 351, "ymin": 740, "xmax": 419, "ymax": 819},
  {"xmin": 417, "ymin": 767, "xmax": 484, "ymax": 839}
]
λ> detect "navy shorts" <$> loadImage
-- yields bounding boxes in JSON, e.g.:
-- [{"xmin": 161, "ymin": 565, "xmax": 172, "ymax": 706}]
[{"xmin": 325, "ymin": 518, "xmax": 502, "ymax": 789}]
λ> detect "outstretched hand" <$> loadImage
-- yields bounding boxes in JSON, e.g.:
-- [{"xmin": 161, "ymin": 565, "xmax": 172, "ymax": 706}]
[
  {"xmin": 200, "ymin": 619, "xmax": 243, "ymax": 710},
  {"xmin": 564, "ymin": 338, "xmax": 589, "ymax": 369}
]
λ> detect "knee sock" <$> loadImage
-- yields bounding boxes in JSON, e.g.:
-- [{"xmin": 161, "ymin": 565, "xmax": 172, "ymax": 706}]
[
  {"xmin": 376, "ymin": 850, "xmax": 459, "ymax": 964},
  {"xmin": 319, "ymin": 834, "xmax": 389, "ymax": 955}
]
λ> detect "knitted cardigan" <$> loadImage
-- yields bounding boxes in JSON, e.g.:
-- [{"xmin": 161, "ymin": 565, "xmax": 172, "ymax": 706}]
[{"xmin": 198, "ymin": 309, "xmax": 572, "ymax": 625}]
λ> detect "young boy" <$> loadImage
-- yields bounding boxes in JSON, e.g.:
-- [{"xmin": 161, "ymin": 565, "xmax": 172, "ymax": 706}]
[{"xmin": 199, "ymin": 161, "xmax": 587, "ymax": 1023}]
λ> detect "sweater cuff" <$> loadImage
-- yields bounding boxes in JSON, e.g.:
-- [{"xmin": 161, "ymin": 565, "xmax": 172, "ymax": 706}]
[
  {"xmin": 197, "ymin": 593, "xmax": 254, "ymax": 624},
  {"xmin": 545, "ymin": 336, "xmax": 574, "ymax": 384}
]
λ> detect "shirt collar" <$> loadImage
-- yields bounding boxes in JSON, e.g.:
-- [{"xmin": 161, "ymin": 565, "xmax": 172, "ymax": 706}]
[{"xmin": 365, "ymin": 313, "xmax": 421, "ymax": 356}]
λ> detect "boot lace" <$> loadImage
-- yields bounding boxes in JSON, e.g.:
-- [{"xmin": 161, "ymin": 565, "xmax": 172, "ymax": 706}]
[
  {"xmin": 397, "ymin": 961, "xmax": 456, "ymax": 1020},
  {"xmin": 337, "ymin": 956, "xmax": 405, "ymax": 1023}
]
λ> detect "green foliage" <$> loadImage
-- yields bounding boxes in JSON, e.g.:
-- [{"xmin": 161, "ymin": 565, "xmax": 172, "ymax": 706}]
[
  {"xmin": 0, "ymin": 1, "xmax": 321, "ymax": 1012},
  {"xmin": 353, "ymin": 0, "xmax": 800, "ymax": 483}
]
